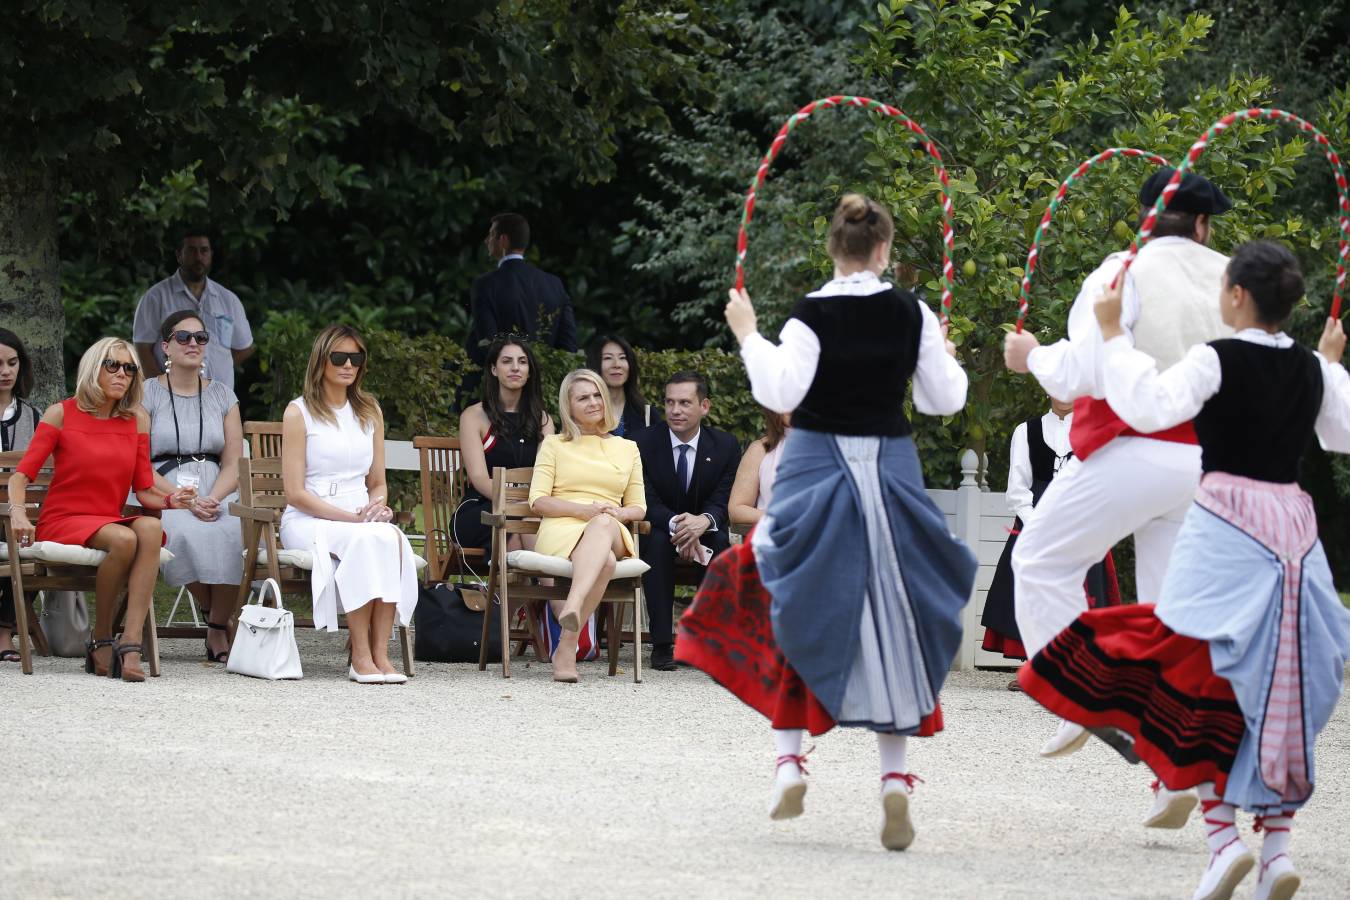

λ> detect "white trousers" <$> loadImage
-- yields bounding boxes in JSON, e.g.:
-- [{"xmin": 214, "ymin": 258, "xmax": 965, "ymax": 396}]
[{"xmin": 1012, "ymin": 437, "xmax": 1201, "ymax": 659}]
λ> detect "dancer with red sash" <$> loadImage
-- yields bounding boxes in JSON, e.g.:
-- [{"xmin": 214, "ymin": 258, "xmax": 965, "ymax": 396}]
[
  {"xmin": 1003, "ymin": 168, "xmax": 1234, "ymax": 827},
  {"xmin": 677, "ymin": 194, "xmax": 976, "ymax": 851},
  {"xmin": 1022, "ymin": 240, "xmax": 1350, "ymax": 900}
]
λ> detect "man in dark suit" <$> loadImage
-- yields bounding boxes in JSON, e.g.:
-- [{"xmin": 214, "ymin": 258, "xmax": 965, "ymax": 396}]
[
  {"xmin": 635, "ymin": 372, "xmax": 740, "ymax": 671},
  {"xmin": 467, "ymin": 213, "xmax": 578, "ymax": 367}
]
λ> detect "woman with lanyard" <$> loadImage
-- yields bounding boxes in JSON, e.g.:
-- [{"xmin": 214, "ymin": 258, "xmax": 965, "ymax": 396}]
[{"xmin": 142, "ymin": 310, "xmax": 245, "ymax": 663}]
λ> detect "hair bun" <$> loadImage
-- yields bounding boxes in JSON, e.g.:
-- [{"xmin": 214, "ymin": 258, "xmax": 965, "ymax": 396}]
[{"xmin": 838, "ymin": 193, "xmax": 870, "ymax": 222}]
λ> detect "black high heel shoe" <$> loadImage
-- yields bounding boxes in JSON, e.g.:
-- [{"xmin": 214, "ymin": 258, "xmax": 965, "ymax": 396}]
[
  {"xmin": 84, "ymin": 638, "xmax": 115, "ymax": 676},
  {"xmin": 110, "ymin": 642, "xmax": 146, "ymax": 683},
  {"xmin": 204, "ymin": 622, "xmax": 230, "ymax": 663}
]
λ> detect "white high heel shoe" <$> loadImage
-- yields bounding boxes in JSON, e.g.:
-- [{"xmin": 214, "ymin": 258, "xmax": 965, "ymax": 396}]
[{"xmin": 348, "ymin": 665, "xmax": 385, "ymax": 684}]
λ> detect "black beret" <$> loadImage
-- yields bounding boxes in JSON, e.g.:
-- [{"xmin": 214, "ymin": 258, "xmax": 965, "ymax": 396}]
[{"xmin": 1138, "ymin": 168, "xmax": 1234, "ymax": 216}]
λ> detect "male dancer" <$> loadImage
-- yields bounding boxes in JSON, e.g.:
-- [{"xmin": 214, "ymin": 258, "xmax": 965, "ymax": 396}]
[{"xmin": 1004, "ymin": 168, "xmax": 1232, "ymax": 828}]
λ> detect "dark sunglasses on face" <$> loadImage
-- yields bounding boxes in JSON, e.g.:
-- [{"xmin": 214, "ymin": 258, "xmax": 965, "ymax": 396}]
[
  {"xmin": 170, "ymin": 330, "xmax": 210, "ymax": 345},
  {"xmin": 101, "ymin": 359, "xmax": 139, "ymax": 376},
  {"xmin": 328, "ymin": 351, "xmax": 366, "ymax": 368}
]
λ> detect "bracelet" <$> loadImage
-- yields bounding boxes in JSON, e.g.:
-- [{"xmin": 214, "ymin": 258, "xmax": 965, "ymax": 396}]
[{"xmin": 164, "ymin": 494, "xmax": 175, "ymax": 510}]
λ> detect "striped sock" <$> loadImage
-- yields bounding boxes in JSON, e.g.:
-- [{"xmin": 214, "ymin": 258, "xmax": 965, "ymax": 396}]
[{"xmin": 1197, "ymin": 782, "xmax": 1239, "ymax": 855}]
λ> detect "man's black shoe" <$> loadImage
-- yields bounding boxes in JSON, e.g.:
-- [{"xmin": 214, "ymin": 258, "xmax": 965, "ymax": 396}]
[{"xmin": 651, "ymin": 644, "xmax": 677, "ymax": 671}]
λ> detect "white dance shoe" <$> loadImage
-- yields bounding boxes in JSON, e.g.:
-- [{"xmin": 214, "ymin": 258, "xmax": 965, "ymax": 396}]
[
  {"xmin": 1039, "ymin": 719, "xmax": 1089, "ymax": 757},
  {"xmin": 768, "ymin": 772, "xmax": 806, "ymax": 821},
  {"xmin": 348, "ymin": 665, "xmax": 385, "ymax": 684},
  {"xmin": 1253, "ymin": 854, "xmax": 1300, "ymax": 900},
  {"xmin": 1143, "ymin": 782, "xmax": 1198, "ymax": 829},
  {"xmin": 879, "ymin": 773, "xmax": 921, "ymax": 851},
  {"xmin": 1192, "ymin": 839, "xmax": 1255, "ymax": 900}
]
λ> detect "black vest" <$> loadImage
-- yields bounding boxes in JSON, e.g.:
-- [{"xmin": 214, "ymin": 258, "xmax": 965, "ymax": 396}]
[
  {"xmin": 1026, "ymin": 416, "xmax": 1072, "ymax": 508},
  {"xmin": 788, "ymin": 287, "xmax": 923, "ymax": 436},
  {"xmin": 1193, "ymin": 340, "xmax": 1323, "ymax": 483}
]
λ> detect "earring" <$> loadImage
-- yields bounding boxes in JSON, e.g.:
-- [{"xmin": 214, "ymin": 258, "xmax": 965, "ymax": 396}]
[
  {"xmin": 165, "ymin": 357, "xmax": 172, "ymax": 374},
  {"xmin": 200, "ymin": 359, "xmax": 208, "ymax": 380}
]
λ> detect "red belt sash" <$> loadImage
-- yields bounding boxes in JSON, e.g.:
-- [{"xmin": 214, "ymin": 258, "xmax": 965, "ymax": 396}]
[{"xmin": 1069, "ymin": 397, "xmax": 1197, "ymax": 461}]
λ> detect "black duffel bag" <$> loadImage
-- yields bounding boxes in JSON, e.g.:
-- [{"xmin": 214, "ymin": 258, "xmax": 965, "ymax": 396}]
[{"xmin": 413, "ymin": 582, "xmax": 502, "ymax": 663}]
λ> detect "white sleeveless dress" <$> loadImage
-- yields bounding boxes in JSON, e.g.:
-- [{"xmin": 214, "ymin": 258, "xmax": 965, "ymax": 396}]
[{"xmin": 278, "ymin": 399, "xmax": 418, "ymax": 632}]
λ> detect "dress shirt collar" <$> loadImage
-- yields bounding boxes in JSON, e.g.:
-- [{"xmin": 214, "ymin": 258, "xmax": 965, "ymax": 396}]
[
  {"xmin": 670, "ymin": 427, "xmax": 701, "ymax": 453},
  {"xmin": 498, "ymin": 253, "xmax": 525, "ymax": 267},
  {"xmin": 806, "ymin": 270, "xmax": 894, "ymax": 298},
  {"xmin": 171, "ymin": 269, "xmax": 215, "ymax": 305},
  {"xmin": 1233, "ymin": 327, "xmax": 1294, "ymax": 348}
]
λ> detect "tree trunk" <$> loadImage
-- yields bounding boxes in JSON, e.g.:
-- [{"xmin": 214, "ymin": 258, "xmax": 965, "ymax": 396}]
[{"xmin": 0, "ymin": 165, "xmax": 63, "ymax": 408}]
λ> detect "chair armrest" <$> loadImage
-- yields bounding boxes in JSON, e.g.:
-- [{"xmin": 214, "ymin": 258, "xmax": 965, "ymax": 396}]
[
  {"xmin": 480, "ymin": 512, "xmax": 506, "ymax": 527},
  {"xmin": 228, "ymin": 503, "xmax": 278, "ymax": 523},
  {"xmin": 633, "ymin": 520, "xmax": 651, "ymax": 535},
  {"xmin": 393, "ymin": 510, "xmax": 415, "ymax": 526},
  {"xmin": 729, "ymin": 522, "xmax": 751, "ymax": 537}
]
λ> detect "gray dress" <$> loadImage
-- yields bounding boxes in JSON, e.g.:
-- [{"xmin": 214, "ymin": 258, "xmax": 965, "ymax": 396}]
[{"xmin": 143, "ymin": 379, "xmax": 244, "ymax": 587}]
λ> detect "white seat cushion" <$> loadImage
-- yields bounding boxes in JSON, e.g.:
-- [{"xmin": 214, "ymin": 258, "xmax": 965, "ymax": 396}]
[
  {"xmin": 507, "ymin": 549, "xmax": 650, "ymax": 579},
  {"xmin": 249, "ymin": 548, "xmax": 428, "ymax": 572},
  {"xmin": 0, "ymin": 541, "xmax": 174, "ymax": 567}
]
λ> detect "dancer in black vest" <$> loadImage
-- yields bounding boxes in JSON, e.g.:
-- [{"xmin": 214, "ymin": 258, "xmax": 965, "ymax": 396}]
[{"xmin": 981, "ymin": 401, "xmax": 1119, "ymax": 684}]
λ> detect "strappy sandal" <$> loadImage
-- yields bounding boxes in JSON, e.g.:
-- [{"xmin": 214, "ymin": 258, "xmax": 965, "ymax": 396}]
[
  {"xmin": 84, "ymin": 638, "xmax": 115, "ymax": 676},
  {"xmin": 204, "ymin": 622, "xmax": 230, "ymax": 663},
  {"xmin": 110, "ymin": 642, "xmax": 146, "ymax": 683},
  {"xmin": 0, "ymin": 648, "xmax": 19, "ymax": 662}
]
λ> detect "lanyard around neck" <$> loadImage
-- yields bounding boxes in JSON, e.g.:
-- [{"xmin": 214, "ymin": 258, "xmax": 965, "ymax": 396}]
[{"xmin": 167, "ymin": 377, "xmax": 205, "ymax": 458}]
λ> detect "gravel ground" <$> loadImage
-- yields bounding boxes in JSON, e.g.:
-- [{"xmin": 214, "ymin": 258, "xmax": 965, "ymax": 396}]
[{"xmin": 2, "ymin": 633, "xmax": 1347, "ymax": 899}]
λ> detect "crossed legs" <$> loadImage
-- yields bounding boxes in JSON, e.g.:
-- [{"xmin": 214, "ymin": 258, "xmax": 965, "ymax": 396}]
[{"xmin": 551, "ymin": 514, "xmax": 625, "ymax": 681}]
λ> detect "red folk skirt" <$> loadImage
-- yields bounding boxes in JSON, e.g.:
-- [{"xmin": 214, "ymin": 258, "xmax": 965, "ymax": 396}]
[
  {"xmin": 1018, "ymin": 603, "xmax": 1245, "ymax": 792},
  {"xmin": 676, "ymin": 537, "xmax": 942, "ymax": 737}
]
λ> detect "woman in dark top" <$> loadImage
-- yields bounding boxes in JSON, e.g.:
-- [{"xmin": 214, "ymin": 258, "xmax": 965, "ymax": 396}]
[
  {"xmin": 0, "ymin": 328, "xmax": 42, "ymax": 661},
  {"xmin": 677, "ymin": 193, "xmax": 976, "ymax": 852},
  {"xmin": 1022, "ymin": 241, "xmax": 1350, "ymax": 900},
  {"xmin": 585, "ymin": 334, "xmax": 658, "ymax": 437},
  {"xmin": 454, "ymin": 336, "xmax": 554, "ymax": 561}
]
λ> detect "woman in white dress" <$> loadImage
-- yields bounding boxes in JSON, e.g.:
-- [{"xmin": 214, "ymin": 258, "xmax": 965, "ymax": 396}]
[{"xmin": 279, "ymin": 325, "xmax": 418, "ymax": 684}]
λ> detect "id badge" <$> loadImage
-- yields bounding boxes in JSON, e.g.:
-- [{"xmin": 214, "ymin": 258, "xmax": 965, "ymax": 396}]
[{"xmin": 175, "ymin": 471, "xmax": 201, "ymax": 491}]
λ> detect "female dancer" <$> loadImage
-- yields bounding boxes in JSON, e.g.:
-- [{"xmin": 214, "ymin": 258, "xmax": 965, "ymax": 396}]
[
  {"xmin": 1022, "ymin": 241, "xmax": 1350, "ymax": 900},
  {"xmin": 679, "ymin": 193, "xmax": 976, "ymax": 850}
]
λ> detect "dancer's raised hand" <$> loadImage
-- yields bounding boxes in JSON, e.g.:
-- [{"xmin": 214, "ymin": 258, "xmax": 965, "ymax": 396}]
[
  {"xmin": 1004, "ymin": 331, "xmax": 1040, "ymax": 373},
  {"xmin": 1093, "ymin": 278, "xmax": 1126, "ymax": 340},
  {"xmin": 1318, "ymin": 315, "xmax": 1345, "ymax": 365},
  {"xmin": 725, "ymin": 288, "xmax": 758, "ymax": 343}
]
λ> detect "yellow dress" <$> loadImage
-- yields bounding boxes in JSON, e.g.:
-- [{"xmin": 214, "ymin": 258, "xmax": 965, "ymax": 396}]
[{"xmin": 529, "ymin": 433, "xmax": 646, "ymax": 559}]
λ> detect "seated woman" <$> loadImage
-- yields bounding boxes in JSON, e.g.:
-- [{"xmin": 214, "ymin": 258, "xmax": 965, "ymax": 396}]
[
  {"xmin": 586, "ymin": 335, "xmax": 658, "ymax": 437},
  {"xmin": 8, "ymin": 338, "xmax": 194, "ymax": 681},
  {"xmin": 1, "ymin": 327, "xmax": 44, "ymax": 661},
  {"xmin": 142, "ymin": 310, "xmax": 245, "ymax": 664},
  {"xmin": 454, "ymin": 335, "xmax": 553, "ymax": 563},
  {"xmin": 279, "ymin": 325, "xmax": 418, "ymax": 685},
  {"xmin": 528, "ymin": 369, "xmax": 646, "ymax": 682},
  {"xmin": 727, "ymin": 406, "xmax": 790, "ymax": 527}
]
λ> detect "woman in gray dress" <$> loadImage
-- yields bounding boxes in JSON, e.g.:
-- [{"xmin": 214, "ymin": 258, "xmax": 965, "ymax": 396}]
[{"xmin": 143, "ymin": 310, "xmax": 245, "ymax": 662}]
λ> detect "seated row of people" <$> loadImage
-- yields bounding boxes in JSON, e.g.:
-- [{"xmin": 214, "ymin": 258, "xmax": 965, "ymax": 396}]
[{"xmin": 2, "ymin": 321, "xmax": 785, "ymax": 683}]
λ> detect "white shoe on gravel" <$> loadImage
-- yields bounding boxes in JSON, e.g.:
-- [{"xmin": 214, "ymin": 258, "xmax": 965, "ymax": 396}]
[
  {"xmin": 1192, "ymin": 839, "xmax": 1255, "ymax": 900},
  {"xmin": 1143, "ymin": 781, "xmax": 1198, "ymax": 829},
  {"xmin": 1039, "ymin": 719, "xmax": 1089, "ymax": 757},
  {"xmin": 768, "ymin": 771, "xmax": 806, "ymax": 820},
  {"xmin": 879, "ymin": 772, "xmax": 921, "ymax": 851},
  {"xmin": 1253, "ymin": 854, "xmax": 1300, "ymax": 900}
]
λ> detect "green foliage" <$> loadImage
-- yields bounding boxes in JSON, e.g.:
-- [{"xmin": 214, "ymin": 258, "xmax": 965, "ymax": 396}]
[{"xmin": 850, "ymin": 0, "xmax": 1345, "ymax": 486}]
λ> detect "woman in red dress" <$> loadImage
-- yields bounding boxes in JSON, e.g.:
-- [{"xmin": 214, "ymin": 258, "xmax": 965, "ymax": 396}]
[{"xmin": 7, "ymin": 338, "xmax": 194, "ymax": 681}]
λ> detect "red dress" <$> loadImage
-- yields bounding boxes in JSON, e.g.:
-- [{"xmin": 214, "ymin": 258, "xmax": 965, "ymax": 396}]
[{"xmin": 17, "ymin": 399, "xmax": 157, "ymax": 546}]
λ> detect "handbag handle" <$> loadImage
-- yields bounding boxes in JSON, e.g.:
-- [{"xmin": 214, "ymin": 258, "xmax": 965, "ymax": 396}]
[{"xmin": 256, "ymin": 577, "xmax": 286, "ymax": 612}]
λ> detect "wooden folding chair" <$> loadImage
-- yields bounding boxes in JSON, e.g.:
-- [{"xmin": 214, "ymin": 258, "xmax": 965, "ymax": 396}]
[
  {"xmin": 243, "ymin": 421, "xmax": 284, "ymax": 459},
  {"xmin": 228, "ymin": 456, "xmax": 422, "ymax": 676},
  {"xmin": 1, "ymin": 451, "xmax": 163, "ymax": 676},
  {"xmin": 413, "ymin": 435, "xmax": 487, "ymax": 581},
  {"xmin": 479, "ymin": 466, "xmax": 649, "ymax": 682}
]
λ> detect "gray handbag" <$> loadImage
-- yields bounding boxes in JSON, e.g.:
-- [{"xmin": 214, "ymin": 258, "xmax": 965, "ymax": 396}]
[{"xmin": 40, "ymin": 591, "xmax": 92, "ymax": 658}]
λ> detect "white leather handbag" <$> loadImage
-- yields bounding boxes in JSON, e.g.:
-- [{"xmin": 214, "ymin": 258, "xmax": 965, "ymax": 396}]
[{"xmin": 226, "ymin": 578, "xmax": 303, "ymax": 680}]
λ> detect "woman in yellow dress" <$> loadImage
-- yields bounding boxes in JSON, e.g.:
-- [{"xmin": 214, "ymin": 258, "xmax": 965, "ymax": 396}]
[{"xmin": 529, "ymin": 369, "xmax": 646, "ymax": 681}]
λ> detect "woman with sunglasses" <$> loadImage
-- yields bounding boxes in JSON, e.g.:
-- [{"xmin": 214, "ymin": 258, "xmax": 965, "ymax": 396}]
[
  {"xmin": 279, "ymin": 325, "xmax": 418, "ymax": 684},
  {"xmin": 7, "ymin": 338, "xmax": 196, "ymax": 681},
  {"xmin": 141, "ymin": 311, "xmax": 245, "ymax": 663}
]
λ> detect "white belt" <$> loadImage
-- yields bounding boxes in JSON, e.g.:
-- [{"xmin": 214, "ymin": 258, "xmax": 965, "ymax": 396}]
[{"xmin": 305, "ymin": 477, "xmax": 367, "ymax": 497}]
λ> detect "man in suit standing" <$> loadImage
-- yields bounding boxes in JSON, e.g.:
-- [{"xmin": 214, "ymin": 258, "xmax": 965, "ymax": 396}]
[
  {"xmin": 635, "ymin": 372, "xmax": 740, "ymax": 671},
  {"xmin": 467, "ymin": 213, "xmax": 578, "ymax": 367}
]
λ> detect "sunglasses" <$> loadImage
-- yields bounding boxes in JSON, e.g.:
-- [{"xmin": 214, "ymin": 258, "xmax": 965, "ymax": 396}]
[
  {"xmin": 101, "ymin": 359, "xmax": 140, "ymax": 376},
  {"xmin": 169, "ymin": 330, "xmax": 210, "ymax": 346},
  {"xmin": 328, "ymin": 351, "xmax": 366, "ymax": 368}
]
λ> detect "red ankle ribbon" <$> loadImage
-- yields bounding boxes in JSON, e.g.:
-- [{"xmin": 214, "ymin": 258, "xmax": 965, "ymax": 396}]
[{"xmin": 881, "ymin": 772, "xmax": 925, "ymax": 792}]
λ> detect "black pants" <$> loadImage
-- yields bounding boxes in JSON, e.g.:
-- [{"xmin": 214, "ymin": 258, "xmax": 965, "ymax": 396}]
[
  {"xmin": 640, "ymin": 527, "xmax": 731, "ymax": 645},
  {"xmin": 0, "ymin": 581, "xmax": 15, "ymax": 627}
]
